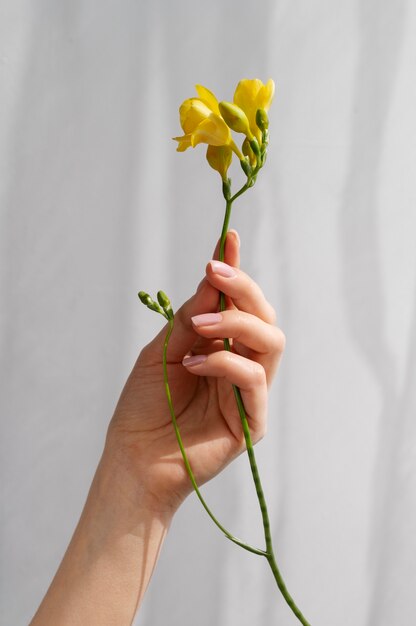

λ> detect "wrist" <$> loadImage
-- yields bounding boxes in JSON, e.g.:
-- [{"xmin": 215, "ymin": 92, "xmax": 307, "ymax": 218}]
[{"xmin": 97, "ymin": 442, "xmax": 178, "ymax": 524}]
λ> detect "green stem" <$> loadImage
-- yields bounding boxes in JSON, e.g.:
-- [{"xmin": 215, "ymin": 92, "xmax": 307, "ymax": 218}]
[
  {"xmin": 218, "ymin": 187, "xmax": 311, "ymax": 626},
  {"xmin": 162, "ymin": 320, "xmax": 267, "ymax": 558}
]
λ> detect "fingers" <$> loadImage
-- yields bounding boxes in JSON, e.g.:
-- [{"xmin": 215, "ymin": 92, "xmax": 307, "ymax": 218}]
[
  {"xmin": 212, "ymin": 229, "xmax": 240, "ymax": 268},
  {"xmin": 182, "ymin": 351, "xmax": 267, "ymax": 440},
  {"xmin": 190, "ymin": 310, "xmax": 285, "ymax": 384},
  {"xmin": 141, "ymin": 230, "xmax": 280, "ymax": 380},
  {"xmin": 142, "ymin": 230, "xmax": 240, "ymax": 364},
  {"xmin": 197, "ymin": 229, "xmax": 240, "ymax": 301},
  {"xmin": 205, "ymin": 260, "xmax": 276, "ymax": 325}
]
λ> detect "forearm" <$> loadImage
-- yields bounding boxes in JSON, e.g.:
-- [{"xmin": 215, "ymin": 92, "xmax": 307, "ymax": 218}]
[{"xmin": 30, "ymin": 447, "xmax": 173, "ymax": 626}]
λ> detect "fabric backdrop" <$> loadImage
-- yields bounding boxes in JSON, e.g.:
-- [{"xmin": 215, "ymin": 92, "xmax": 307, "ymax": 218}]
[{"xmin": 1, "ymin": 1, "xmax": 415, "ymax": 625}]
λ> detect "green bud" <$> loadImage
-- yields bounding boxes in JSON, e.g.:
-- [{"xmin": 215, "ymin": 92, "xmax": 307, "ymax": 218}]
[
  {"xmin": 157, "ymin": 291, "xmax": 170, "ymax": 309},
  {"xmin": 249, "ymin": 138, "xmax": 261, "ymax": 157},
  {"xmin": 242, "ymin": 138, "xmax": 257, "ymax": 167},
  {"xmin": 256, "ymin": 108, "xmax": 269, "ymax": 132},
  {"xmin": 240, "ymin": 158, "xmax": 252, "ymax": 178},
  {"xmin": 157, "ymin": 290, "xmax": 174, "ymax": 320},
  {"xmin": 157, "ymin": 291, "xmax": 173, "ymax": 317},
  {"xmin": 138, "ymin": 291, "xmax": 152, "ymax": 306},
  {"xmin": 138, "ymin": 291, "xmax": 165, "ymax": 317},
  {"xmin": 218, "ymin": 101, "xmax": 252, "ymax": 137},
  {"xmin": 222, "ymin": 178, "xmax": 232, "ymax": 201}
]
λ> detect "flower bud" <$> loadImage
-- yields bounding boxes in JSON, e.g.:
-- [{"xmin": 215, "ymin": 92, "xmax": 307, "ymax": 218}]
[
  {"xmin": 138, "ymin": 291, "xmax": 165, "ymax": 316},
  {"xmin": 240, "ymin": 158, "xmax": 252, "ymax": 178},
  {"xmin": 222, "ymin": 178, "xmax": 231, "ymax": 201},
  {"xmin": 242, "ymin": 138, "xmax": 257, "ymax": 167},
  {"xmin": 157, "ymin": 290, "xmax": 170, "ymax": 309},
  {"xmin": 138, "ymin": 291, "xmax": 153, "ymax": 306},
  {"xmin": 256, "ymin": 108, "xmax": 269, "ymax": 132},
  {"xmin": 218, "ymin": 101, "xmax": 253, "ymax": 137},
  {"xmin": 249, "ymin": 137, "xmax": 261, "ymax": 157},
  {"xmin": 157, "ymin": 290, "xmax": 174, "ymax": 319},
  {"xmin": 206, "ymin": 145, "xmax": 232, "ymax": 181}
]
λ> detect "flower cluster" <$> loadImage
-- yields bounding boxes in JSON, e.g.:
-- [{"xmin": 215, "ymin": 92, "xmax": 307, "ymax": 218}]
[{"xmin": 173, "ymin": 79, "xmax": 275, "ymax": 181}]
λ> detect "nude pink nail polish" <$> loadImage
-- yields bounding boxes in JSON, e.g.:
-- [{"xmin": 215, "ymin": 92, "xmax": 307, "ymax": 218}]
[
  {"xmin": 209, "ymin": 260, "xmax": 237, "ymax": 278},
  {"xmin": 229, "ymin": 229, "xmax": 240, "ymax": 247},
  {"xmin": 191, "ymin": 313, "xmax": 223, "ymax": 327},
  {"xmin": 182, "ymin": 354, "xmax": 208, "ymax": 367}
]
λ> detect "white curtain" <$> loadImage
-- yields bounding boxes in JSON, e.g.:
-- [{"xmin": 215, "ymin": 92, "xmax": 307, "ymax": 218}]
[{"xmin": 1, "ymin": 1, "xmax": 415, "ymax": 624}]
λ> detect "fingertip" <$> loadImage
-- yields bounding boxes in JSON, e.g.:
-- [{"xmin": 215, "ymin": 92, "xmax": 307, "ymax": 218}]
[
  {"xmin": 182, "ymin": 354, "xmax": 208, "ymax": 368},
  {"xmin": 228, "ymin": 229, "xmax": 240, "ymax": 248},
  {"xmin": 224, "ymin": 229, "xmax": 240, "ymax": 268},
  {"xmin": 211, "ymin": 230, "xmax": 240, "ymax": 264},
  {"xmin": 206, "ymin": 260, "xmax": 237, "ymax": 278}
]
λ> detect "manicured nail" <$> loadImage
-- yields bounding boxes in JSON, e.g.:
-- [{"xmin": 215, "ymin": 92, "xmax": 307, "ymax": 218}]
[
  {"xmin": 209, "ymin": 260, "xmax": 237, "ymax": 278},
  {"xmin": 192, "ymin": 312, "xmax": 223, "ymax": 327},
  {"xmin": 182, "ymin": 354, "xmax": 208, "ymax": 367},
  {"xmin": 229, "ymin": 229, "xmax": 240, "ymax": 247}
]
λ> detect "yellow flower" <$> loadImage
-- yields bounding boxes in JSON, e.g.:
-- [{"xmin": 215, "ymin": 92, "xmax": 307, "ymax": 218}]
[
  {"xmin": 173, "ymin": 85, "xmax": 243, "ymax": 158},
  {"xmin": 233, "ymin": 78, "xmax": 275, "ymax": 142},
  {"xmin": 206, "ymin": 145, "xmax": 233, "ymax": 181}
]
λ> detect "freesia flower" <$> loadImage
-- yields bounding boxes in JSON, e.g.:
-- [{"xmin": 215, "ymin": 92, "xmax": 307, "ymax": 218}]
[
  {"xmin": 173, "ymin": 85, "xmax": 244, "ymax": 161},
  {"xmin": 233, "ymin": 78, "xmax": 275, "ymax": 142}
]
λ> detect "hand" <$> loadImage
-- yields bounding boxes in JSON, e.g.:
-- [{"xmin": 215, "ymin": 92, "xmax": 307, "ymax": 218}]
[
  {"xmin": 106, "ymin": 230, "xmax": 285, "ymax": 514},
  {"xmin": 29, "ymin": 230, "xmax": 286, "ymax": 626}
]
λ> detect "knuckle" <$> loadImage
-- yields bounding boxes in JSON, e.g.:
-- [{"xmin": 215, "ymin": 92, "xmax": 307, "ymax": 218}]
[
  {"xmin": 234, "ymin": 310, "xmax": 248, "ymax": 336},
  {"xmin": 251, "ymin": 415, "xmax": 267, "ymax": 443},
  {"xmin": 257, "ymin": 421, "xmax": 268, "ymax": 441},
  {"xmin": 250, "ymin": 361, "xmax": 267, "ymax": 387},
  {"xmin": 268, "ymin": 305, "xmax": 278, "ymax": 326},
  {"xmin": 275, "ymin": 328, "xmax": 286, "ymax": 353},
  {"xmin": 268, "ymin": 326, "xmax": 286, "ymax": 354}
]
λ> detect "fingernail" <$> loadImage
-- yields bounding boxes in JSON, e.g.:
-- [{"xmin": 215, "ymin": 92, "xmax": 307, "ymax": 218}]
[
  {"xmin": 191, "ymin": 312, "xmax": 223, "ymax": 327},
  {"xmin": 182, "ymin": 354, "xmax": 208, "ymax": 367},
  {"xmin": 209, "ymin": 260, "xmax": 237, "ymax": 278},
  {"xmin": 229, "ymin": 229, "xmax": 240, "ymax": 247}
]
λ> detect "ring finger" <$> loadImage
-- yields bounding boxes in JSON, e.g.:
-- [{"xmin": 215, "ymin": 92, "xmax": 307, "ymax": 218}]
[{"xmin": 191, "ymin": 309, "xmax": 285, "ymax": 384}]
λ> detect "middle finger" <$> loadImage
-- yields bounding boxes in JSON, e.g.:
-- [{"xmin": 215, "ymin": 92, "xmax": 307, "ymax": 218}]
[{"xmin": 191, "ymin": 309, "xmax": 285, "ymax": 384}]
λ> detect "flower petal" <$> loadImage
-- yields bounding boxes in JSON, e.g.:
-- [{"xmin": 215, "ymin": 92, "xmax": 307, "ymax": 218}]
[
  {"xmin": 233, "ymin": 79, "xmax": 263, "ymax": 114},
  {"xmin": 179, "ymin": 98, "xmax": 212, "ymax": 133},
  {"xmin": 195, "ymin": 84, "xmax": 220, "ymax": 115},
  {"xmin": 191, "ymin": 115, "xmax": 231, "ymax": 147},
  {"xmin": 173, "ymin": 134, "xmax": 193, "ymax": 151},
  {"xmin": 256, "ymin": 79, "xmax": 275, "ymax": 111}
]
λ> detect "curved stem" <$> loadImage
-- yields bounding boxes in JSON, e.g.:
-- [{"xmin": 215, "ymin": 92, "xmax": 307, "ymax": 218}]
[
  {"xmin": 162, "ymin": 320, "xmax": 267, "ymax": 558},
  {"xmin": 218, "ymin": 189, "xmax": 312, "ymax": 626}
]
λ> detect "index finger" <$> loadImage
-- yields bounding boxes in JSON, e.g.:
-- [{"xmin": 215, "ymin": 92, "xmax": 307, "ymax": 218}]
[
  {"xmin": 212, "ymin": 229, "xmax": 241, "ymax": 268},
  {"xmin": 205, "ymin": 261, "xmax": 277, "ymax": 325}
]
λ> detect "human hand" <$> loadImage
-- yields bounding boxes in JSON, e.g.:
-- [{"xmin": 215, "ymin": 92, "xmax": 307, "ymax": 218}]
[{"xmin": 105, "ymin": 230, "xmax": 285, "ymax": 515}]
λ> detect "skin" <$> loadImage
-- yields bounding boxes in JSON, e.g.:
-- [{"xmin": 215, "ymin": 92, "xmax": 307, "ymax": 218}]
[{"xmin": 30, "ymin": 230, "xmax": 285, "ymax": 626}]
